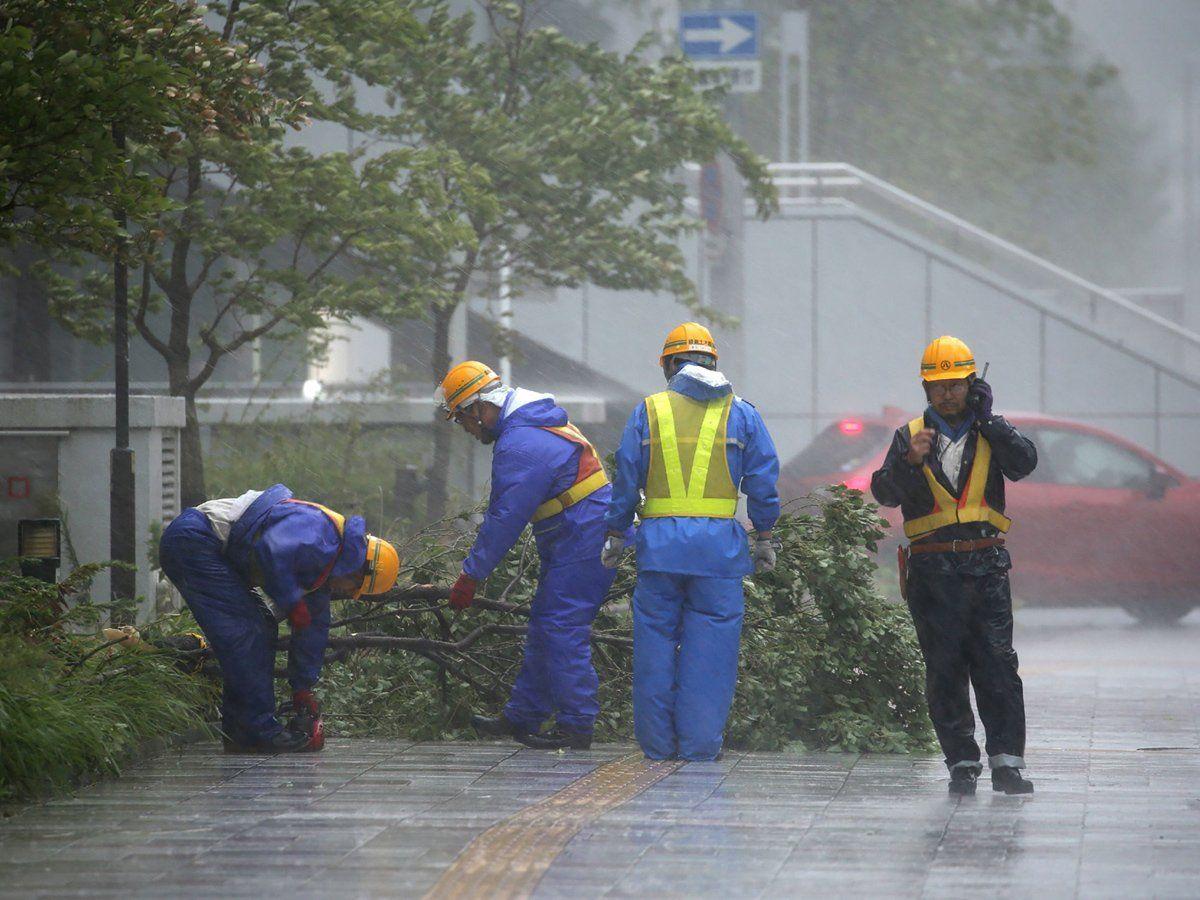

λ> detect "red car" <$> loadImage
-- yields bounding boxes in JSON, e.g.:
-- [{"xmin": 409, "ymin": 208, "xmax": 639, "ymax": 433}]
[{"xmin": 778, "ymin": 410, "xmax": 1200, "ymax": 623}]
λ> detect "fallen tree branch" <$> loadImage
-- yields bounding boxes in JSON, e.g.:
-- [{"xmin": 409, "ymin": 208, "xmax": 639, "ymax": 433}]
[
  {"xmin": 329, "ymin": 603, "xmax": 444, "ymax": 630},
  {"xmin": 322, "ymin": 624, "xmax": 529, "ymax": 654},
  {"xmin": 414, "ymin": 647, "xmax": 505, "ymax": 701},
  {"xmin": 63, "ymin": 637, "xmax": 130, "ymax": 675}
]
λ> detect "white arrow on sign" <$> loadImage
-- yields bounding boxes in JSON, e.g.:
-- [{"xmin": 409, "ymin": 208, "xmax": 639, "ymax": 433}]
[{"xmin": 684, "ymin": 17, "xmax": 753, "ymax": 54}]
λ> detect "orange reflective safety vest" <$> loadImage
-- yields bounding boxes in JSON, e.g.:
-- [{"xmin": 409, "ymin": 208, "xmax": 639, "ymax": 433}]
[
  {"xmin": 902, "ymin": 417, "xmax": 1013, "ymax": 540},
  {"xmin": 284, "ymin": 499, "xmax": 349, "ymax": 592},
  {"xmin": 529, "ymin": 423, "xmax": 611, "ymax": 523}
]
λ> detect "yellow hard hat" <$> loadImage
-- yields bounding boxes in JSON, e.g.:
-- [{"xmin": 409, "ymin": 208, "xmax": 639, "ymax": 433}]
[
  {"xmin": 660, "ymin": 322, "xmax": 718, "ymax": 365},
  {"xmin": 920, "ymin": 335, "xmax": 976, "ymax": 382},
  {"xmin": 355, "ymin": 535, "xmax": 400, "ymax": 599},
  {"xmin": 434, "ymin": 360, "xmax": 500, "ymax": 420}
]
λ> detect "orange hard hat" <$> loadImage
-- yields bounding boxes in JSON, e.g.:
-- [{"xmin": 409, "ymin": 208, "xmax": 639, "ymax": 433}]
[
  {"xmin": 920, "ymin": 335, "xmax": 976, "ymax": 382},
  {"xmin": 354, "ymin": 535, "xmax": 401, "ymax": 599},
  {"xmin": 434, "ymin": 360, "xmax": 501, "ymax": 420},
  {"xmin": 660, "ymin": 322, "xmax": 718, "ymax": 365}
]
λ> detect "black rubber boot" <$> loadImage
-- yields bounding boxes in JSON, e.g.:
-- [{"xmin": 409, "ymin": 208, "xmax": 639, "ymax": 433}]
[
  {"xmin": 223, "ymin": 728, "xmax": 311, "ymax": 754},
  {"xmin": 470, "ymin": 712, "xmax": 524, "ymax": 738},
  {"xmin": 991, "ymin": 766, "xmax": 1034, "ymax": 795},
  {"xmin": 948, "ymin": 767, "xmax": 979, "ymax": 796},
  {"xmin": 517, "ymin": 728, "xmax": 592, "ymax": 751}
]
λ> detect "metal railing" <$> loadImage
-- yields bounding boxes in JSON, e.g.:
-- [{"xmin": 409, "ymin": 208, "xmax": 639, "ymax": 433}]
[{"xmin": 766, "ymin": 162, "xmax": 1200, "ymax": 372}]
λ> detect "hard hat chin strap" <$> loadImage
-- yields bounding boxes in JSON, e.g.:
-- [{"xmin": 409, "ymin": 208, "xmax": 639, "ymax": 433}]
[{"xmin": 462, "ymin": 401, "xmax": 498, "ymax": 443}]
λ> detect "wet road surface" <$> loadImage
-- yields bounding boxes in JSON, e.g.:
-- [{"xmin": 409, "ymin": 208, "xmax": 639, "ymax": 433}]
[{"xmin": 1, "ymin": 607, "xmax": 1197, "ymax": 898}]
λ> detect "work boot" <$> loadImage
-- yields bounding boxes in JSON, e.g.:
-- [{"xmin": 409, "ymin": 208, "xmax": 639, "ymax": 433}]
[
  {"xmin": 948, "ymin": 767, "xmax": 978, "ymax": 796},
  {"xmin": 470, "ymin": 712, "xmax": 525, "ymax": 739},
  {"xmin": 223, "ymin": 728, "xmax": 311, "ymax": 754},
  {"xmin": 991, "ymin": 767, "xmax": 1034, "ymax": 795},
  {"xmin": 517, "ymin": 728, "xmax": 592, "ymax": 751}
]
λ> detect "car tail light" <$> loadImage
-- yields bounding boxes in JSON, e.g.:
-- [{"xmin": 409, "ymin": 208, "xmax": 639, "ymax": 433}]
[
  {"xmin": 838, "ymin": 418, "xmax": 864, "ymax": 436},
  {"xmin": 842, "ymin": 475, "xmax": 870, "ymax": 492}
]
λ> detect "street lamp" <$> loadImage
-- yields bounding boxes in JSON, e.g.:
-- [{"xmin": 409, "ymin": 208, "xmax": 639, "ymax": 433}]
[{"xmin": 17, "ymin": 518, "xmax": 61, "ymax": 584}]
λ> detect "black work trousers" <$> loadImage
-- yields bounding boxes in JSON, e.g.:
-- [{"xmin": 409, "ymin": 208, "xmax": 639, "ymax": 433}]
[{"xmin": 906, "ymin": 566, "xmax": 1026, "ymax": 771}]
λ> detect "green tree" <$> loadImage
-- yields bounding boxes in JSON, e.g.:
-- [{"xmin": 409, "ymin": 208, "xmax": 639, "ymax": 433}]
[
  {"xmin": 346, "ymin": 0, "xmax": 777, "ymax": 517},
  {"xmin": 808, "ymin": 0, "xmax": 1164, "ymax": 281},
  {"xmin": 0, "ymin": 0, "xmax": 283, "ymax": 253},
  {"xmin": 703, "ymin": 0, "xmax": 1162, "ymax": 284},
  {"xmin": 44, "ymin": 0, "xmax": 476, "ymax": 505}
]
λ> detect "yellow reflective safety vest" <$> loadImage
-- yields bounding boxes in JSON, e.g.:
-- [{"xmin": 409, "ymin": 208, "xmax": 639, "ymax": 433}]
[
  {"xmin": 529, "ymin": 423, "xmax": 610, "ymax": 523},
  {"xmin": 903, "ymin": 417, "xmax": 1013, "ymax": 540},
  {"xmin": 642, "ymin": 391, "xmax": 738, "ymax": 518}
]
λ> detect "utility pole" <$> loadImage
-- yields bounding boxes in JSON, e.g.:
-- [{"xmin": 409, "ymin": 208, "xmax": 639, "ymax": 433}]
[
  {"xmin": 779, "ymin": 8, "xmax": 810, "ymax": 163},
  {"xmin": 1185, "ymin": 60, "xmax": 1198, "ymax": 341},
  {"xmin": 110, "ymin": 123, "xmax": 136, "ymax": 619},
  {"xmin": 498, "ymin": 247, "xmax": 513, "ymax": 385}
]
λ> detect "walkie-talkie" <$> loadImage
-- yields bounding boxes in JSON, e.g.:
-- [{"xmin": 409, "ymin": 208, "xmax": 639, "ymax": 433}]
[{"xmin": 969, "ymin": 362, "xmax": 990, "ymax": 419}]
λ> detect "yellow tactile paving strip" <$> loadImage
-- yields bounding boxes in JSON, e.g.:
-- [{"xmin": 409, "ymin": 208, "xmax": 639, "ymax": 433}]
[{"xmin": 425, "ymin": 753, "xmax": 685, "ymax": 900}]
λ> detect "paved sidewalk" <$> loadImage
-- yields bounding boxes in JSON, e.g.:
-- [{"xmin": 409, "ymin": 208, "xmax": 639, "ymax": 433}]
[{"xmin": 1, "ymin": 609, "xmax": 1198, "ymax": 898}]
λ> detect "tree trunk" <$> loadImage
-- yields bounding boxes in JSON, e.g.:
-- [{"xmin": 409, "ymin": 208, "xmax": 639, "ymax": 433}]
[
  {"xmin": 426, "ymin": 302, "xmax": 456, "ymax": 521},
  {"xmin": 179, "ymin": 391, "xmax": 206, "ymax": 507},
  {"xmin": 9, "ymin": 245, "xmax": 51, "ymax": 382}
]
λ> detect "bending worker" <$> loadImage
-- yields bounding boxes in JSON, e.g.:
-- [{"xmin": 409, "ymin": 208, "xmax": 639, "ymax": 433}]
[
  {"xmin": 603, "ymin": 323, "xmax": 780, "ymax": 761},
  {"xmin": 436, "ymin": 361, "xmax": 624, "ymax": 750},
  {"xmin": 871, "ymin": 336, "xmax": 1037, "ymax": 796},
  {"xmin": 159, "ymin": 484, "xmax": 400, "ymax": 753}
]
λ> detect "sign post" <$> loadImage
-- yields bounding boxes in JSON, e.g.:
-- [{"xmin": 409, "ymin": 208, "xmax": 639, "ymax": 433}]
[{"xmin": 680, "ymin": 11, "xmax": 761, "ymax": 94}]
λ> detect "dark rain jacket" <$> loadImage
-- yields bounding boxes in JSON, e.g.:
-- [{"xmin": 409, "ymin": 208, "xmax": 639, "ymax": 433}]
[{"xmin": 871, "ymin": 411, "xmax": 1037, "ymax": 576}]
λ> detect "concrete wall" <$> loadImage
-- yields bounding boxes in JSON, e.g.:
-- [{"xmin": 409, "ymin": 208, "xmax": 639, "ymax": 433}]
[
  {"xmin": 0, "ymin": 394, "xmax": 185, "ymax": 618},
  {"xmin": 733, "ymin": 209, "xmax": 1200, "ymax": 473},
  {"xmin": 499, "ymin": 206, "xmax": 1200, "ymax": 475}
]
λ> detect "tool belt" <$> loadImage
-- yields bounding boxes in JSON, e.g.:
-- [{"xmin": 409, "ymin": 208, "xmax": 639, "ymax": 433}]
[
  {"xmin": 898, "ymin": 538, "xmax": 1004, "ymax": 601},
  {"xmin": 908, "ymin": 537, "xmax": 1005, "ymax": 555}
]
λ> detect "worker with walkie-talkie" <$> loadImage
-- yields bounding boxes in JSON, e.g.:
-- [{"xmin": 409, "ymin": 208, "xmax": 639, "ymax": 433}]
[{"xmin": 871, "ymin": 336, "xmax": 1038, "ymax": 796}]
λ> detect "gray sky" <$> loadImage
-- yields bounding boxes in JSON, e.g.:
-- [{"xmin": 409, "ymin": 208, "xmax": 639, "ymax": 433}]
[{"xmin": 1060, "ymin": 0, "xmax": 1200, "ymax": 290}]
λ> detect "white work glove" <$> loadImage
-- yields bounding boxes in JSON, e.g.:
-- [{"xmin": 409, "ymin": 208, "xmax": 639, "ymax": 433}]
[
  {"xmin": 600, "ymin": 533, "xmax": 626, "ymax": 569},
  {"xmin": 753, "ymin": 535, "xmax": 778, "ymax": 574}
]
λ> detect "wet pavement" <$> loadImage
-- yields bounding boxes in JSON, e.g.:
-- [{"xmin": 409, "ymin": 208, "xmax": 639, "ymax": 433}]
[{"xmin": 1, "ymin": 607, "xmax": 1198, "ymax": 898}]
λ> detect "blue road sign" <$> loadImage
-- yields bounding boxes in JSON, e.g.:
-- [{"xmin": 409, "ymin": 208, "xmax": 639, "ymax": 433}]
[{"xmin": 680, "ymin": 11, "xmax": 759, "ymax": 60}]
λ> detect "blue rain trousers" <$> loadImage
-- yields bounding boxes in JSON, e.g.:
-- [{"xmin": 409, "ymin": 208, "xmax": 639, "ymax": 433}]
[
  {"xmin": 462, "ymin": 390, "xmax": 627, "ymax": 736},
  {"xmin": 632, "ymin": 572, "xmax": 745, "ymax": 760},
  {"xmin": 504, "ymin": 554, "xmax": 617, "ymax": 734},
  {"xmin": 159, "ymin": 500, "xmax": 340, "ymax": 744},
  {"xmin": 160, "ymin": 509, "xmax": 288, "ymax": 743}
]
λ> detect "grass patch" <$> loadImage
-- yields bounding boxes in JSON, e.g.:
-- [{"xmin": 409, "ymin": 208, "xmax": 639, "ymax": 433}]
[{"xmin": 0, "ymin": 565, "xmax": 215, "ymax": 805}]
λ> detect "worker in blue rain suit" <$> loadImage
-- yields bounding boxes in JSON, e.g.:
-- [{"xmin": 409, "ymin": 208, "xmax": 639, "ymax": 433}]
[
  {"xmin": 159, "ymin": 484, "xmax": 400, "ymax": 753},
  {"xmin": 871, "ymin": 336, "xmax": 1037, "ymax": 796},
  {"xmin": 603, "ymin": 323, "xmax": 780, "ymax": 762},
  {"xmin": 436, "ymin": 361, "xmax": 626, "ymax": 750}
]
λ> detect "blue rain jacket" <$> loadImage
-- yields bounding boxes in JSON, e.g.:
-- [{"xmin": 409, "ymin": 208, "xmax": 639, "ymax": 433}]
[
  {"xmin": 463, "ymin": 390, "xmax": 622, "ymax": 580},
  {"xmin": 605, "ymin": 366, "xmax": 781, "ymax": 577},
  {"xmin": 225, "ymin": 484, "xmax": 367, "ymax": 691},
  {"xmin": 160, "ymin": 485, "xmax": 367, "ymax": 742},
  {"xmin": 460, "ymin": 390, "xmax": 622, "ymax": 734}
]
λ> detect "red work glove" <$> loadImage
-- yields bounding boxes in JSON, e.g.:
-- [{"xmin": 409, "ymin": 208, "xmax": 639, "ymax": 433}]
[
  {"xmin": 288, "ymin": 599, "xmax": 312, "ymax": 631},
  {"xmin": 449, "ymin": 573, "xmax": 477, "ymax": 610},
  {"xmin": 293, "ymin": 689, "xmax": 319, "ymax": 717}
]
